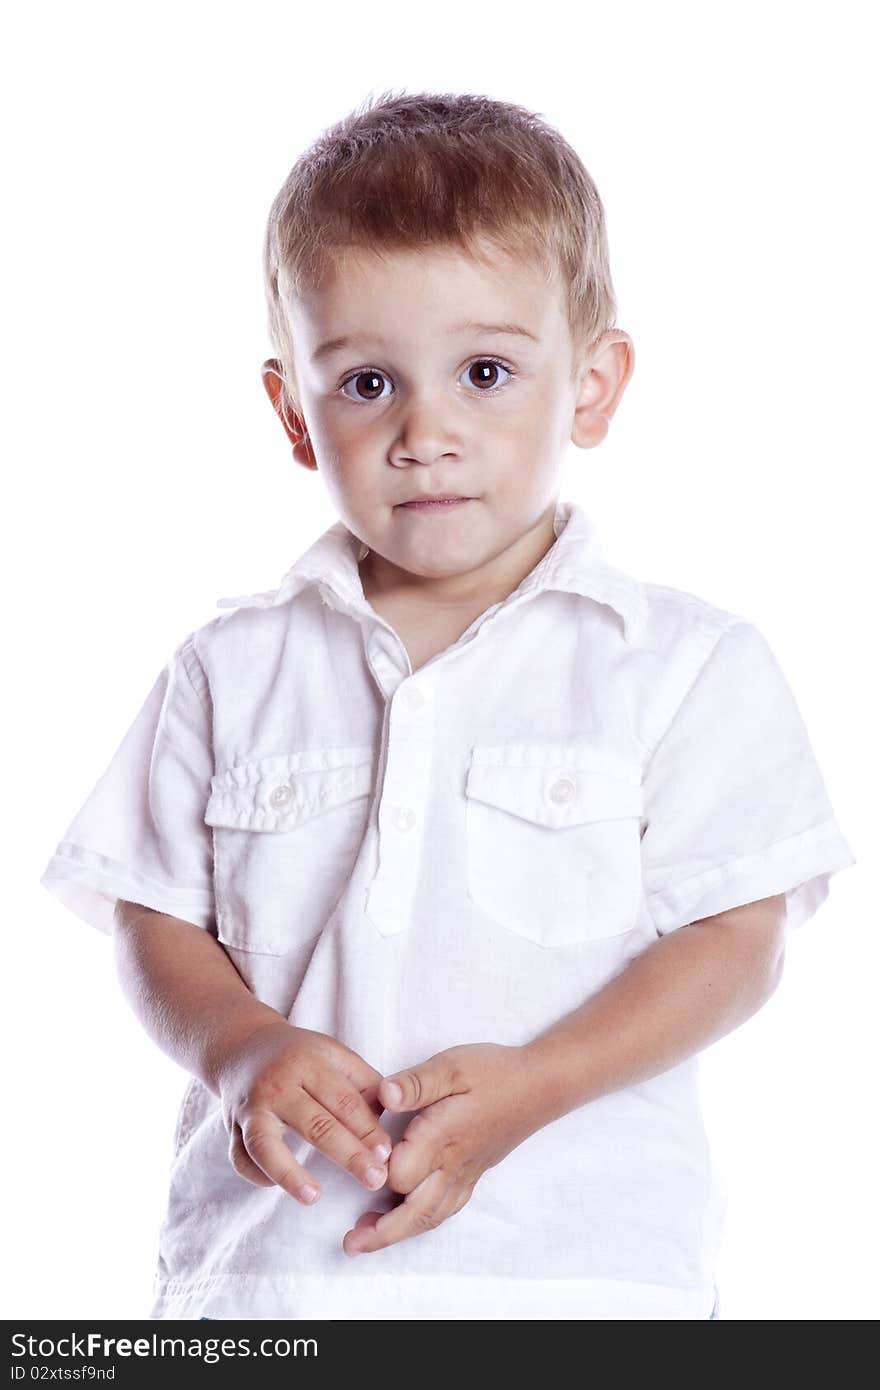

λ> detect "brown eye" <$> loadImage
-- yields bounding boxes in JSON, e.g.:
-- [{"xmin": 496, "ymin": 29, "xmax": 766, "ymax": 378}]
[
  {"xmin": 340, "ymin": 370, "xmax": 390, "ymax": 402},
  {"xmin": 355, "ymin": 371, "xmax": 386, "ymax": 399},
  {"xmin": 467, "ymin": 360, "xmax": 504, "ymax": 389}
]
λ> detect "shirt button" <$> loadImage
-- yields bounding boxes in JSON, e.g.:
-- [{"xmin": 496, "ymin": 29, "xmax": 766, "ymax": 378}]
[
  {"xmin": 393, "ymin": 805, "xmax": 417, "ymax": 832},
  {"xmin": 548, "ymin": 776, "xmax": 577, "ymax": 805},
  {"xmin": 269, "ymin": 783, "xmax": 293, "ymax": 809},
  {"xmin": 403, "ymin": 685, "xmax": 425, "ymax": 710}
]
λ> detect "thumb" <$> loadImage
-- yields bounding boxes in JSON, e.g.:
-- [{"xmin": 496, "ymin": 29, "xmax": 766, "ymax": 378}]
[{"xmin": 379, "ymin": 1054, "xmax": 456, "ymax": 1112}]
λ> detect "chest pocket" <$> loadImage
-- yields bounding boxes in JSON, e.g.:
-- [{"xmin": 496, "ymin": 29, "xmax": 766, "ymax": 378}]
[
  {"xmin": 204, "ymin": 745, "xmax": 374, "ymax": 954},
  {"xmin": 464, "ymin": 743, "xmax": 644, "ymax": 947}
]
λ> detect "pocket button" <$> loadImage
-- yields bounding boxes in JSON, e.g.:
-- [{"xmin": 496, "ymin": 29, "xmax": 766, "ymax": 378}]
[
  {"xmin": 547, "ymin": 775, "xmax": 577, "ymax": 805},
  {"xmin": 269, "ymin": 783, "xmax": 294, "ymax": 809}
]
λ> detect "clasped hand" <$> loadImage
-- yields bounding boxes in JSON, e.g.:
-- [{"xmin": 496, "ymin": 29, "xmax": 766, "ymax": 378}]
[
  {"xmin": 217, "ymin": 1023, "xmax": 550, "ymax": 1256},
  {"xmin": 343, "ymin": 1042, "xmax": 546, "ymax": 1257}
]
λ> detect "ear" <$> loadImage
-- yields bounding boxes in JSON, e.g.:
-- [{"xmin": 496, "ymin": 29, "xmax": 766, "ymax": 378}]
[
  {"xmin": 570, "ymin": 331, "xmax": 635, "ymax": 450},
  {"xmin": 260, "ymin": 359, "xmax": 318, "ymax": 471}
]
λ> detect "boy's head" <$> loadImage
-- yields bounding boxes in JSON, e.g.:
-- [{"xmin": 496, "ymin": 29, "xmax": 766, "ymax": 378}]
[{"xmin": 260, "ymin": 90, "xmax": 633, "ymax": 592}]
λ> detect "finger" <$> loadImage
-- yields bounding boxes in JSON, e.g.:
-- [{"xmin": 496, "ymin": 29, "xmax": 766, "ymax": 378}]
[
  {"xmin": 294, "ymin": 1079, "xmax": 391, "ymax": 1190},
  {"xmin": 353, "ymin": 1207, "xmax": 385, "ymax": 1235},
  {"xmin": 342, "ymin": 1169, "xmax": 460, "ymax": 1256},
  {"xmin": 378, "ymin": 1052, "xmax": 465, "ymax": 1115},
  {"xmin": 358, "ymin": 1078, "xmax": 388, "ymax": 1122},
  {"xmin": 316, "ymin": 1045, "xmax": 405, "ymax": 1150},
  {"xmin": 237, "ymin": 1115, "xmax": 323, "ymax": 1205},
  {"xmin": 228, "ymin": 1122, "xmax": 274, "ymax": 1187},
  {"xmin": 305, "ymin": 1060, "xmax": 394, "ymax": 1159},
  {"xmin": 340, "ymin": 1193, "xmax": 407, "ymax": 1252},
  {"xmin": 328, "ymin": 1049, "xmax": 387, "ymax": 1103},
  {"xmin": 347, "ymin": 1080, "xmax": 395, "ymax": 1155},
  {"xmin": 386, "ymin": 1109, "xmax": 450, "ymax": 1194},
  {"xmin": 243, "ymin": 1103, "xmax": 384, "ymax": 1200},
  {"xmin": 345, "ymin": 1208, "xmax": 383, "ymax": 1246},
  {"xmin": 241, "ymin": 1070, "xmax": 390, "ymax": 1197}
]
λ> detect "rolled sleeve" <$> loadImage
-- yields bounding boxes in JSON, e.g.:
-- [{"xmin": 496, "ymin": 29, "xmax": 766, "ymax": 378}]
[
  {"xmin": 40, "ymin": 634, "xmax": 216, "ymax": 936},
  {"xmin": 640, "ymin": 620, "xmax": 856, "ymax": 935}
]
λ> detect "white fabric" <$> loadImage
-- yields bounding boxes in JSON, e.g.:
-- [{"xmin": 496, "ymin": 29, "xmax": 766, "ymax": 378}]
[{"xmin": 40, "ymin": 498, "xmax": 855, "ymax": 1320}]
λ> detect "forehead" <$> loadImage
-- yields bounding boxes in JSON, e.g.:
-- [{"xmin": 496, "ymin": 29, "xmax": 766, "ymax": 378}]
[{"xmin": 284, "ymin": 240, "xmax": 567, "ymax": 347}]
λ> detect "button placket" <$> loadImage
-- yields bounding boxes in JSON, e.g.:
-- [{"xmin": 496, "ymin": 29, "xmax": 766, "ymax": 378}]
[
  {"xmin": 365, "ymin": 679, "xmax": 433, "ymax": 936},
  {"xmin": 364, "ymin": 623, "xmax": 411, "ymax": 700}
]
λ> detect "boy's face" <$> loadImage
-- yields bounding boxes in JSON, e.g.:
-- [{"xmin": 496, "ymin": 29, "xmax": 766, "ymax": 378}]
[{"xmin": 264, "ymin": 239, "xmax": 632, "ymax": 602}]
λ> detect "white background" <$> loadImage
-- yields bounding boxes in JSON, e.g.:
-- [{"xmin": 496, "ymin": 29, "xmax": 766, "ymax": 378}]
[{"xmin": 5, "ymin": 0, "xmax": 876, "ymax": 1321}]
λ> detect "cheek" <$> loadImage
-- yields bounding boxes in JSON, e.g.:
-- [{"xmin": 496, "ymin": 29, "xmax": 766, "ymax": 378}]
[
  {"xmin": 494, "ymin": 409, "xmax": 559, "ymax": 471},
  {"xmin": 496, "ymin": 381, "xmax": 560, "ymax": 435},
  {"xmin": 324, "ymin": 455, "xmax": 388, "ymax": 516},
  {"xmin": 319, "ymin": 411, "xmax": 391, "ymax": 470}
]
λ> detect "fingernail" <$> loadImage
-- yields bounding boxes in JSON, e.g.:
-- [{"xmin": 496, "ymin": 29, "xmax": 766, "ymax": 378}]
[
  {"xmin": 384, "ymin": 1082, "xmax": 403, "ymax": 1105},
  {"xmin": 365, "ymin": 1165, "xmax": 386, "ymax": 1188},
  {"xmin": 300, "ymin": 1184, "xmax": 320, "ymax": 1203},
  {"xmin": 372, "ymin": 1141, "xmax": 392, "ymax": 1161}
]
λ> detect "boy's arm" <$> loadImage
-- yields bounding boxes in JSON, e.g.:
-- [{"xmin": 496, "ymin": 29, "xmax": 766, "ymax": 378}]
[
  {"xmin": 112, "ymin": 900, "xmax": 395, "ymax": 1200},
  {"xmin": 381, "ymin": 893, "xmax": 787, "ymax": 1129},
  {"xmin": 111, "ymin": 900, "xmax": 287, "ymax": 1095},
  {"xmin": 520, "ymin": 893, "xmax": 787, "ymax": 1118}
]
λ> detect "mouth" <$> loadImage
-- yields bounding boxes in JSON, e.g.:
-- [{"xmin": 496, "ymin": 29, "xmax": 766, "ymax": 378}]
[{"xmin": 395, "ymin": 495, "xmax": 476, "ymax": 510}]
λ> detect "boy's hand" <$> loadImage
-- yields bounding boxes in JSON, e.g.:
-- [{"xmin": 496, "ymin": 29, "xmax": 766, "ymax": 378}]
[
  {"xmin": 342, "ymin": 1043, "xmax": 548, "ymax": 1256},
  {"xmin": 216, "ymin": 1020, "xmax": 394, "ymax": 1205}
]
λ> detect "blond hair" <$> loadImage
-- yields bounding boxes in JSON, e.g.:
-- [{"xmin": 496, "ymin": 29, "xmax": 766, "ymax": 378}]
[{"xmin": 264, "ymin": 89, "xmax": 618, "ymax": 415}]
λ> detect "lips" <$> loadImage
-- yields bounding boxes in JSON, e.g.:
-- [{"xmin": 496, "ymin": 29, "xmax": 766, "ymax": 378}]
[
  {"xmin": 396, "ymin": 495, "xmax": 474, "ymax": 507},
  {"xmin": 397, "ymin": 494, "xmax": 467, "ymax": 505}
]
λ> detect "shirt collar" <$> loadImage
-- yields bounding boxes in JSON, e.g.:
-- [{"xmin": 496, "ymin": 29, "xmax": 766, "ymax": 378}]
[{"xmin": 216, "ymin": 497, "xmax": 647, "ymax": 645}]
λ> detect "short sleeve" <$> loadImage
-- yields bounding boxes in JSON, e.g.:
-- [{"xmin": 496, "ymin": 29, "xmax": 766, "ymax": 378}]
[
  {"xmin": 640, "ymin": 619, "xmax": 856, "ymax": 935},
  {"xmin": 39, "ymin": 634, "xmax": 216, "ymax": 936}
]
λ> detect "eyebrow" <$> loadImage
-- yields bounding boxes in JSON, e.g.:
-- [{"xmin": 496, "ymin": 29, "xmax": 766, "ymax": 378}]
[{"xmin": 310, "ymin": 320, "xmax": 540, "ymax": 364}]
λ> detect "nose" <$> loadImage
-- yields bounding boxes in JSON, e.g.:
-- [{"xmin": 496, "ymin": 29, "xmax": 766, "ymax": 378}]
[{"xmin": 389, "ymin": 394, "xmax": 462, "ymax": 467}]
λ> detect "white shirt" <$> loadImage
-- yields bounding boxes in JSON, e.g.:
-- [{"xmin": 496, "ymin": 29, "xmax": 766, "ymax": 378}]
[{"xmin": 40, "ymin": 497, "xmax": 855, "ymax": 1320}]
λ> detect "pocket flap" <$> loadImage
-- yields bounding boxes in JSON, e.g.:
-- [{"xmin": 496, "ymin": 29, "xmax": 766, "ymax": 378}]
[
  {"xmin": 205, "ymin": 745, "xmax": 374, "ymax": 831},
  {"xmin": 465, "ymin": 743, "xmax": 643, "ymax": 829}
]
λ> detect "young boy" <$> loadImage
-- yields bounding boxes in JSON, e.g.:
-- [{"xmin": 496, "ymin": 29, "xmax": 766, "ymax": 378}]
[{"xmin": 40, "ymin": 89, "xmax": 855, "ymax": 1321}]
